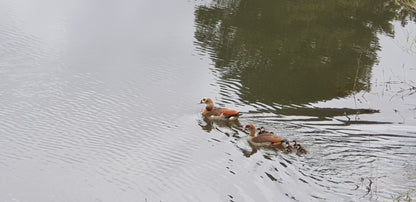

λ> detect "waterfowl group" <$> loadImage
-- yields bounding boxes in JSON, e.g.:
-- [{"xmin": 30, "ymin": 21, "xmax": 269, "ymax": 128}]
[{"xmin": 200, "ymin": 97, "xmax": 307, "ymax": 154}]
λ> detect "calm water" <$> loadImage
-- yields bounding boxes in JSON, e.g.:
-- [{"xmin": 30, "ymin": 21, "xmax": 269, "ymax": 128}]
[{"xmin": 1, "ymin": 0, "xmax": 416, "ymax": 201}]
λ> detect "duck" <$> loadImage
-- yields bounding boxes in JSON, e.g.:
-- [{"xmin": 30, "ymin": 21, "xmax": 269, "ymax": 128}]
[
  {"xmin": 200, "ymin": 97, "xmax": 241, "ymax": 121},
  {"xmin": 284, "ymin": 141, "xmax": 295, "ymax": 153},
  {"xmin": 257, "ymin": 127, "xmax": 270, "ymax": 136},
  {"xmin": 257, "ymin": 127, "xmax": 266, "ymax": 134},
  {"xmin": 296, "ymin": 144, "xmax": 308, "ymax": 154},
  {"xmin": 292, "ymin": 140, "xmax": 298, "ymax": 147},
  {"xmin": 244, "ymin": 124, "xmax": 285, "ymax": 147},
  {"xmin": 293, "ymin": 140, "xmax": 307, "ymax": 154}
]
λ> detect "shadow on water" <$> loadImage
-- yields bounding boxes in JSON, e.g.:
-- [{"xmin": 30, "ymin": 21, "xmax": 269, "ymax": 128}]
[{"xmin": 194, "ymin": 0, "xmax": 408, "ymax": 107}]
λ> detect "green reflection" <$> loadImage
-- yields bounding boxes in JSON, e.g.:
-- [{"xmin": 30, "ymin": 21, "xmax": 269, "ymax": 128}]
[{"xmin": 194, "ymin": 0, "xmax": 403, "ymax": 105}]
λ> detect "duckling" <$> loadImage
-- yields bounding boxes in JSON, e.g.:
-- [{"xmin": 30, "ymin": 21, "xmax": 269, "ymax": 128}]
[
  {"xmin": 295, "ymin": 143, "xmax": 308, "ymax": 155},
  {"xmin": 200, "ymin": 98, "xmax": 241, "ymax": 121},
  {"xmin": 244, "ymin": 124, "xmax": 284, "ymax": 147},
  {"xmin": 284, "ymin": 141, "xmax": 295, "ymax": 153},
  {"xmin": 257, "ymin": 127, "xmax": 273, "ymax": 136},
  {"xmin": 257, "ymin": 127, "xmax": 266, "ymax": 135},
  {"xmin": 292, "ymin": 140, "xmax": 298, "ymax": 147}
]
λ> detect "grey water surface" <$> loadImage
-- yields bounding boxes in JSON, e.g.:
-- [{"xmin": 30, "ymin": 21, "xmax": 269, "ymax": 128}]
[{"xmin": 1, "ymin": 0, "xmax": 416, "ymax": 201}]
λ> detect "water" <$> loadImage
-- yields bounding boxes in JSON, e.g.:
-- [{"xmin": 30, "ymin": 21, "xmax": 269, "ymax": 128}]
[{"xmin": 1, "ymin": 0, "xmax": 415, "ymax": 201}]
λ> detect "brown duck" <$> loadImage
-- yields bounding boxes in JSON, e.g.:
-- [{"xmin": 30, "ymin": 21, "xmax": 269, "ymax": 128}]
[
  {"xmin": 244, "ymin": 124, "xmax": 285, "ymax": 147},
  {"xmin": 200, "ymin": 97, "xmax": 241, "ymax": 120}
]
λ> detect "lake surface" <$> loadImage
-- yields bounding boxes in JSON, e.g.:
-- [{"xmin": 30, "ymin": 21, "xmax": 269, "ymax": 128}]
[{"xmin": 1, "ymin": 0, "xmax": 416, "ymax": 201}]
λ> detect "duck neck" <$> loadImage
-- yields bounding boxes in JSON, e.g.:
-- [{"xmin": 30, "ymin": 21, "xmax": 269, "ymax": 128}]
[
  {"xmin": 249, "ymin": 129, "xmax": 256, "ymax": 137},
  {"xmin": 205, "ymin": 103, "xmax": 214, "ymax": 111}
]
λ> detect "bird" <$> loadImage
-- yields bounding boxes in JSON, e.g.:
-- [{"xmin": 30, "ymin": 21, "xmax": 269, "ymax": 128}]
[
  {"xmin": 293, "ymin": 140, "xmax": 307, "ymax": 154},
  {"xmin": 284, "ymin": 141, "xmax": 295, "ymax": 153},
  {"xmin": 244, "ymin": 124, "xmax": 285, "ymax": 147},
  {"xmin": 257, "ymin": 127, "xmax": 277, "ymax": 137},
  {"xmin": 200, "ymin": 97, "xmax": 241, "ymax": 121},
  {"xmin": 295, "ymin": 144, "xmax": 308, "ymax": 154},
  {"xmin": 257, "ymin": 127, "xmax": 272, "ymax": 136},
  {"xmin": 292, "ymin": 140, "xmax": 298, "ymax": 147}
]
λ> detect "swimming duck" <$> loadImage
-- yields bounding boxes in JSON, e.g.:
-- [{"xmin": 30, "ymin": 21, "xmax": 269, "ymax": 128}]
[
  {"xmin": 257, "ymin": 127, "xmax": 272, "ymax": 136},
  {"xmin": 296, "ymin": 144, "xmax": 307, "ymax": 154},
  {"xmin": 293, "ymin": 140, "xmax": 307, "ymax": 154},
  {"xmin": 293, "ymin": 140, "xmax": 298, "ymax": 147},
  {"xmin": 200, "ymin": 97, "xmax": 241, "ymax": 121},
  {"xmin": 244, "ymin": 124, "xmax": 284, "ymax": 147},
  {"xmin": 284, "ymin": 141, "xmax": 295, "ymax": 153},
  {"xmin": 257, "ymin": 127, "xmax": 266, "ymax": 134}
]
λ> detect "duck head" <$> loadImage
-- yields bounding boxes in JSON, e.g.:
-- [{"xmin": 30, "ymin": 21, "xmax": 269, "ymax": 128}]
[
  {"xmin": 200, "ymin": 97, "xmax": 214, "ymax": 111},
  {"xmin": 244, "ymin": 124, "xmax": 257, "ymax": 137}
]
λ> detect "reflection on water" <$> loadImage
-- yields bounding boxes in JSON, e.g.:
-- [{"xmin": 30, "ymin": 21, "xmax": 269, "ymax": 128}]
[
  {"xmin": 195, "ymin": 0, "xmax": 399, "ymax": 105},
  {"xmin": 1, "ymin": 0, "xmax": 415, "ymax": 201},
  {"xmin": 198, "ymin": 116, "xmax": 242, "ymax": 132}
]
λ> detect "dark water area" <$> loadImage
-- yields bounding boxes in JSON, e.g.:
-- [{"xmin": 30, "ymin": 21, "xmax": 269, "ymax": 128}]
[{"xmin": 1, "ymin": 0, "xmax": 416, "ymax": 201}]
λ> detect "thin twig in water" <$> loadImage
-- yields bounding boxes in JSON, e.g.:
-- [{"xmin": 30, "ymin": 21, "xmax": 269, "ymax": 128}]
[
  {"xmin": 361, "ymin": 91, "xmax": 368, "ymax": 103},
  {"xmin": 343, "ymin": 112, "xmax": 351, "ymax": 123},
  {"xmin": 367, "ymin": 178, "xmax": 373, "ymax": 194},
  {"xmin": 394, "ymin": 109, "xmax": 406, "ymax": 123},
  {"xmin": 353, "ymin": 54, "xmax": 362, "ymax": 108}
]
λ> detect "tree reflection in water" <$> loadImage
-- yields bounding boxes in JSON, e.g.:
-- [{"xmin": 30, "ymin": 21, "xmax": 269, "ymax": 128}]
[{"xmin": 194, "ymin": 0, "xmax": 403, "ymax": 106}]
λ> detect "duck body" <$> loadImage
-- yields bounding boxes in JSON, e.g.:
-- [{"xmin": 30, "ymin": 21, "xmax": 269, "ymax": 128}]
[
  {"xmin": 200, "ymin": 98, "xmax": 241, "ymax": 121},
  {"xmin": 244, "ymin": 124, "xmax": 284, "ymax": 147}
]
